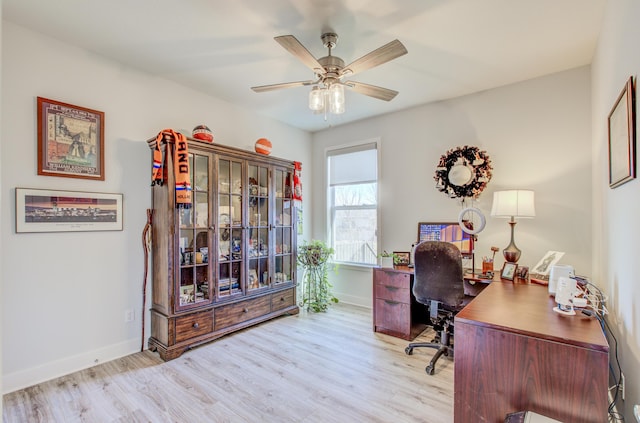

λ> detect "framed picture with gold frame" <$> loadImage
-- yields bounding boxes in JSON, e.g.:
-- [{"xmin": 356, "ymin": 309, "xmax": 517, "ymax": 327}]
[{"xmin": 37, "ymin": 97, "xmax": 105, "ymax": 180}]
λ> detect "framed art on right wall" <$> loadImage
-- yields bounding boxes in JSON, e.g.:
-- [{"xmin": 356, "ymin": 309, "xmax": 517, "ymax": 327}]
[{"xmin": 607, "ymin": 76, "xmax": 636, "ymax": 188}]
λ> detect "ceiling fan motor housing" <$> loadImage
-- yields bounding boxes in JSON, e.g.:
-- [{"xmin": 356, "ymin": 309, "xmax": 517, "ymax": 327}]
[
  {"xmin": 321, "ymin": 32, "xmax": 338, "ymax": 49},
  {"xmin": 318, "ymin": 56, "xmax": 344, "ymax": 80}
]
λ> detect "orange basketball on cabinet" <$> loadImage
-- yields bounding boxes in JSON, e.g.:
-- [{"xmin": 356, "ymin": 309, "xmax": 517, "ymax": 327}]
[
  {"xmin": 192, "ymin": 125, "xmax": 213, "ymax": 142},
  {"xmin": 255, "ymin": 138, "xmax": 272, "ymax": 155}
]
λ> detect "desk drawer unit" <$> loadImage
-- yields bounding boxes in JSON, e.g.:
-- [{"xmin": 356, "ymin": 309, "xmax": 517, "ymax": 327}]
[
  {"xmin": 373, "ymin": 268, "xmax": 427, "ymax": 340},
  {"xmin": 375, "ymin": 298, "xmax": 410, "ymax": 335}
]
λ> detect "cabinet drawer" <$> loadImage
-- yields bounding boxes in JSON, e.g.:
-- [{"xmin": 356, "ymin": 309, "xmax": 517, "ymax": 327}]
[
  {"xmin": 215, "ymin": 295, "xmax": 272, "ymax": 331},
  {"xmin": 374, "ymin": 269, "xmax": 410, "ymax": 289},
  {"xmin": 375, "ymin": 284, "xmax": 410, "ymax": 303},
  {"xmin": 271, "ymin": 288, "xmax": 295, "ymax": 312},
  {"xmin": 374, "ymin": 299, "xmax": 410, "ymax": 334},
  {"xmin": 175, "ymin": 311, "xmax": 213, "ymax": 343}
]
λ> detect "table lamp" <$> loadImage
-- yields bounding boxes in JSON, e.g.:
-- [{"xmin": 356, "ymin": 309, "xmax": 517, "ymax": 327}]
[{"xmin": 490, "ymin": 190, "xmax": 535, "ymax": 263}]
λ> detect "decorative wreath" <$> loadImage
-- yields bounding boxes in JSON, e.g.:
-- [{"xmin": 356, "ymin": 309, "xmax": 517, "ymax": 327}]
[{"xmin": 434, "ymin": 146, "xmax": 493, "ymax": 199}]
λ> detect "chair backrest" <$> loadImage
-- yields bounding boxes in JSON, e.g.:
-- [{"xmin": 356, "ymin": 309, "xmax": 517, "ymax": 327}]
[{"xmin": 412, "ymin": 241, "xmax": 465, "ymax": 308}]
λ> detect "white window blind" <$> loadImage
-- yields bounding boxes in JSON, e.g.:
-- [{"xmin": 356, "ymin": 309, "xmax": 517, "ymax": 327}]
[{"xmin": 328, "ymin": 143, "xmax": 377, "ymax": 186}]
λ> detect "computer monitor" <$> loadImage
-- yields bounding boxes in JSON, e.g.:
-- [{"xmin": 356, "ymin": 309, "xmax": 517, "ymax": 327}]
[{"xmin": 416, "ymin": 222, "xmax": 473, "ymax": 258}]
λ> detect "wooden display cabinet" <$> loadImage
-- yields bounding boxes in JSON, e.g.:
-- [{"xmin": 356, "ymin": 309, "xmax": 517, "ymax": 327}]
[{"xmin": 147, "ymin": 133, "xmax": 298, "ymax": 360}]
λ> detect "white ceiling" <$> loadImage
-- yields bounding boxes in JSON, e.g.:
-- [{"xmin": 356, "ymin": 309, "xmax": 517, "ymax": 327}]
[{"xmin": 3, "ymin": 0, "xmax": 606, "ymax": 132}]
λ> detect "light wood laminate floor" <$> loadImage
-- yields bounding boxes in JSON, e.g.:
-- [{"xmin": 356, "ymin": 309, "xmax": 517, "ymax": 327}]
[{"xmin": 3, "ymin": 303, "xmax": 453, "ymax": 422}]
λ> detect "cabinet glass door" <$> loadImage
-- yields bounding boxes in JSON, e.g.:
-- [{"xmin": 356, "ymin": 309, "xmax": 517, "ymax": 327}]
[
  {"xmin": 274, "ymin": 168, "xmax": 294, "ymax": 285},
  {"xmin": 178, "ymin": 152, "xmax": 211, "ymax": 308},
  {"xmin": 217, "ymin": 157, "xmax": 243, "ymax": 298},
  {"xmin": 247, "ymin": 163, "xmax": 270, "ymax": 291}
]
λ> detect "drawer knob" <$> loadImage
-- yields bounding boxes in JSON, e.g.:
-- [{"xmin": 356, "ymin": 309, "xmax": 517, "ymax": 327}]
[
  {"xmin": 280, "ymin": 297, "xmax": 285, "ymax": 302},
  {"xmin": 243, "ymin": 307, "xmax": 249, "ymax": 313},
  {"xmin": 192, "ymin": 322, "xmax": 200, "ymax": 329}
]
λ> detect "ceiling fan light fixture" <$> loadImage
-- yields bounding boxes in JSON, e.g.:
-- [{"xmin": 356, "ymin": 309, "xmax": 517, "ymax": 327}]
[
  {"xmin": 329, "ymin": 84, "xmax": 345, "ymax": 114},
  {"xmin": 309, "ymin": 86, "xmax": 325, "ymax": 111},
  {"xmin": 330, "ymin": 102, "xmax": 345, "ymax": 115},
  {"xmin": 330, "ymin": 83, "xmax": 344, "ymax": 103}
]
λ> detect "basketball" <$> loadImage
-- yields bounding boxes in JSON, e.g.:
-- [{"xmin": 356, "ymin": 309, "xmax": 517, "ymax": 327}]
[
  {"xmin": 192, "ymin": 125, "xmax": 213, "ymax": 142},
  {"xmin": 255, "ymin": 138, "xmax": 272, "ymax": 155}
]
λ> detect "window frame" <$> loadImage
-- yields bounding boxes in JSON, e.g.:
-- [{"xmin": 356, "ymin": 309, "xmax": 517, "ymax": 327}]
[{"xmin": 325, "ymin": 139, "xmax": 381, "ymax": 267}]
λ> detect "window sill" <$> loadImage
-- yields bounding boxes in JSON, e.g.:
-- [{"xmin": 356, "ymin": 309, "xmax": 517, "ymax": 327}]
[{"xmin": 330, "ymin": 261, "xmax": 377, "ymax": 272}]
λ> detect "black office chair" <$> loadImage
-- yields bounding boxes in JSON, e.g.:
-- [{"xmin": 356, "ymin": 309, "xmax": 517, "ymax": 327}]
[{"xmin": 405, "ymin": 241, "xmax": 472, "ymax": 375}]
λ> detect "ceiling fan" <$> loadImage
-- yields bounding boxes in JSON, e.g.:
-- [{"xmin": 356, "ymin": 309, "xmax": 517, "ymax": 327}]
[{"xmin": 251, "ymin": 33, "xmax": 408, "ymax": 108}]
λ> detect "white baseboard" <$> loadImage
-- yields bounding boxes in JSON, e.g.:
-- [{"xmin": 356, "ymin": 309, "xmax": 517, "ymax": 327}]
[
  {"xmin": 334, "ymin": 292, "xmax": 372, "ymax": 309},
  {"xmin": 2, "ymin": 338, "xmax": 140, "ymax": 394}
]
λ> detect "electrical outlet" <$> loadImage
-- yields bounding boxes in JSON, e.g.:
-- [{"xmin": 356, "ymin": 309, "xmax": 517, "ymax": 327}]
[
  {"xmin": 124, "ymin": 309, "xmax": 134, "ymax": 322},
  {"xmin": 620, "ymin": 372, "xmax": 625, "ymax": 401}
]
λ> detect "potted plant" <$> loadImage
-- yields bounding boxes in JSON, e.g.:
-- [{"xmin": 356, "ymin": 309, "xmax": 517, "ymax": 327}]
[
  {"xmin": 379, "ymin": 250, "xmax": 398, "ymax": 268},
  {"xmin": 297, "ymin": 240, "xmax": 338, "ymax": 312}
]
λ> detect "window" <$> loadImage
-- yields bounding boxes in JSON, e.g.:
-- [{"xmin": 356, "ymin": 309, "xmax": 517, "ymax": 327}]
[{"xmin": 327, "ymin": 142, "xmax": 378, "ymax": 265}]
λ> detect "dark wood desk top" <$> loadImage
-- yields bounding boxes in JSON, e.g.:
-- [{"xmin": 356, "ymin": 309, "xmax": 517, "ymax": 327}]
[
  {"xmin": 383, "ymin": 265, "xmax": 525, "ymax": 284},
  {"xmin": 455, "ymin": 282, "xmax": 609, "ymax": 352},
  {"xmin": 381, "ymin": 265, "xmax": 496, "ymax": 282},
  {"xmin": 377, "ymin": 265, "xmax": 502, "ymax": 297}
]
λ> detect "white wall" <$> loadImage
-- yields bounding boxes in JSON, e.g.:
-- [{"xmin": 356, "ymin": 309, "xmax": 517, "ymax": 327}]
[
  {"xmin": 312, "ymin": 67, "xmax": 592, "ymax": 310},
  {"xmin": 0, "ymin": 1, "xmax": 4, "ymax": 413},
  {"xmin": 592, "ymin": 0, "xmax": 640, "ymax": 419},
  {"xmin": 1, "ymin": 21, "xmax": 312, "ymax": 393}
]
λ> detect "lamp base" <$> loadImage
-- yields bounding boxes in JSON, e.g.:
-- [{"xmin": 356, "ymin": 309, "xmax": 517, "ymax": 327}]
[
  {"xmin": 503, "ymin": 248, "xmax": 521, "ymax": 263},
  {"xmin": 503, "ymin": 220, "xmax": 521, "ymax": 263}
]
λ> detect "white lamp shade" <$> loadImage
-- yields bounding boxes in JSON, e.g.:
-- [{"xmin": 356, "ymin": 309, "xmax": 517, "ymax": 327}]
[{"xmin": 490, "ymin": 190, "xmax": 535, "ymax": 218}]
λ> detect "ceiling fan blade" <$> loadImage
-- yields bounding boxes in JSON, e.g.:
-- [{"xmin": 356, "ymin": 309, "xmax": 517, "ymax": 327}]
[
  {"xmin": 275, "ymin": 35, "xmax": 324, "ymax": 73},
  {"xmin": 343, "ymin": 39, "xmax": 407, "ymax": 77},
  {"xmin": 345, "ymin": 81, "xmax": 399, "ymax": 101},
  {"xmin": 251, "ymin": 80, "xmax": 316, "ymax": 93}
]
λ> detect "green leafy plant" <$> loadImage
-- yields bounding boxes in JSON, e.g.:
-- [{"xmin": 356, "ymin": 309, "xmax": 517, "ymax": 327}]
[
  {"xmin": 379, "ymin": 250, "xmax": 400, "ymax": 265},
  {"xmin": 297, "ymin": 240, "xmax": 338, "ymax": 312}
]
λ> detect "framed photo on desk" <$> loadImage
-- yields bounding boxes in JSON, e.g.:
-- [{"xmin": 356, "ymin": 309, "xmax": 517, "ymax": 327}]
[
  {"xmin": 393, "ymin": 251, "xmax": 410, "ymax": 266},
  {"xmin": 516, "ymin": 266, "xmax": 529, "ymax": 280},
  {"xmin": 501, "ymin": 262, "xmax": 517, "ymax": 281}
]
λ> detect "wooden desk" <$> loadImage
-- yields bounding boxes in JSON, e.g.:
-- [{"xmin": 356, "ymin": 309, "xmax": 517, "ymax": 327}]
[
  {"xmin": 454, "ymin": 282, "xmax": 609, "ymax": 423},
  {"xmin": 372, "ymin": 266, "xmax": 494, "ymax": 340}
]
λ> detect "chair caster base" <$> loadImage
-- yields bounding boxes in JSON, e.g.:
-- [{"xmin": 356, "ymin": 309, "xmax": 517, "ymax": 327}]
[
  {"xmin": 405, "ymin": 346, "xmax": 413, "ymax": 355},
  {"xmin": 425, "ymin": 364, "xmax": 435, "ymax": 375}
]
